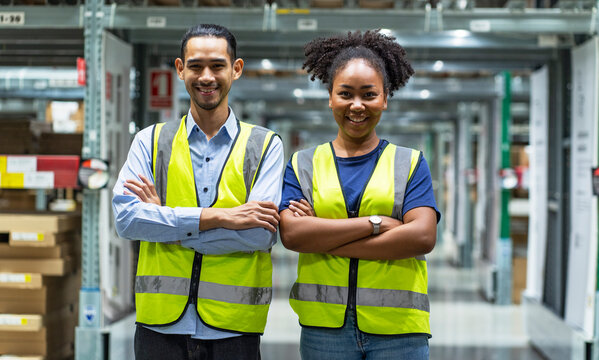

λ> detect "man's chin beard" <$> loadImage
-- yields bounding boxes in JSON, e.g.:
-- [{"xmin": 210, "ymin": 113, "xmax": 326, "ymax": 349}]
[{"xmin": 194, "ymin": 99, "xmax": 220, "ymax": 111}]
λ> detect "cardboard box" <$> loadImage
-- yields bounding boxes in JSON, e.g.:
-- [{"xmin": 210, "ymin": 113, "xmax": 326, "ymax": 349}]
[
  {"xmin": 0, "ymin": 306, "xmax": 76, "ymax": 356},
  {"xmin": 199, "ymin": 0, "xmax": 232, "ymax": 5},
  {"xmin": 0, "ymin": 273, "xmax": 79, "ymax": 314},
  {"xmin": 310, "ymin": 0, "xmax": 344, "ymax": 7},
  {"xmin": 0, "ymin": 258, "xmax": 72, "ymax": 276},
  {"xmin": 359, "ymin": 0, "xmax": 394, "ymax": 8},
  {"xmin": 38, "ymin": 133, "xmax": 82, "ymax": 156},
  {"xmin": 0, "ymin": 273, "xmax": 43, "ymax": 289},
  {"xmin": 512, "ymin": 256, "xmax": 527, "ymax": 304},
  {"xmin": 0, "ymin": 243, "xmax": 71, "ymax": 259},
  {"xmin": 0, "ymin": 213, "xmax": 80, "ymax": 234},
  {"xmin": 0, "ymin": 190, "xmax": 37, "ymax": 212},
  {"xmin": 8, "ymin": 231, "xmax": 75, "ymax": 248},
  {"xmin": 0, "ymin": 314, "xmax": 43, "ymax": 332}
]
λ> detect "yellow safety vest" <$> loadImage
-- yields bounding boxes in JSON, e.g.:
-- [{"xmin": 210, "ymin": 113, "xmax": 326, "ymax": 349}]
[
  {"xmin": 289, "ymin": 142, "xmax": 430, "ymax": 336},
  {"xmin": 135, "ymin": 116, "xmax": 276, "ymax": 334}
]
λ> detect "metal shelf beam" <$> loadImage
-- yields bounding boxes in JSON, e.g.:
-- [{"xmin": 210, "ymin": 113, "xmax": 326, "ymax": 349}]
[{"xmin": 1, "ymin": 5, "xmax": 598, "ymax": 35}]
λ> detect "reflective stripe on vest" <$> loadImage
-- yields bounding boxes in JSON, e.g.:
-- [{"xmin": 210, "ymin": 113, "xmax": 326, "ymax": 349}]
[
  {"xmin": 135, "ymin": 116, "xmax": 275, "ymax": 334},
  {"xmin": 136, "ymin": 275, "xmax": 271, "ymax": 305},
  {"xmin": 290, "ymin": 283, "xmax": 429, "ymax": 312},
  {"xmin": 289, "ymin": 142, "xmax": 430, "ymax": 336}
]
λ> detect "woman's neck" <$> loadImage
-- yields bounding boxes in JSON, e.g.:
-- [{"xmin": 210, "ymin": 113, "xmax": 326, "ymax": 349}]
[{"xmin": 332, "ymin": 133, "xmax": 380, "ymax": 158}]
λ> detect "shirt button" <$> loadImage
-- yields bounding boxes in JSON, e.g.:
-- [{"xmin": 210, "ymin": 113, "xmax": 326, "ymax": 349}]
[
  {"xmin": 187, "ymin": 232, "xmax": 192, "ymax": 236},
  {"xmin": 203, "ymin": 187, "xmax": 208, "ymax": 193},
  {"xmin": 205, "ymin": 157, "xmax": 210, "ymax": 162}
]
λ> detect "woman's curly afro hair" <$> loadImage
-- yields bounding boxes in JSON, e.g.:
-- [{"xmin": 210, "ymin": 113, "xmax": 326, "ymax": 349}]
[{"xmin": 302, "ymin": 30, "xmax": 414, "ymax": 96}]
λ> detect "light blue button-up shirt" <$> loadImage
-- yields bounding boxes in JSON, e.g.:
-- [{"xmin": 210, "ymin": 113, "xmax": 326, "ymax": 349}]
[{"xmin": 112, "ymin": 108, "xmax": 284, "ymax": 339}]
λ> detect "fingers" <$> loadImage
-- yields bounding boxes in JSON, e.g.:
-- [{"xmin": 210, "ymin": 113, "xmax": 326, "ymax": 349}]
[
  {"xmin": 139, "ymin": 174, "xmax": 158, "ymax": 197},
  {"xmin": 123, "ymin": 176, "xmax": 160, "ymax": 205},
  {"xmin": 255, "ymin": 201, "xmax": 279, "ymax": 211},
  {"xmin": 298, "ymin": 199, "xmax": 315, "ymax": 216},
  {"xmin": 289, "ymin": 200, "xmax": 314, "ymax": 217},
  {"xmin": 123, "ymin": 180, "xmax": 145, "ymax": 200}
]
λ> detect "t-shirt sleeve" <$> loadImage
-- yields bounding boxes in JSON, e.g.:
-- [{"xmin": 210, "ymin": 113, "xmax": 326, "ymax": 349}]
[
  {"xmin": 402, "ymin": 155, "xmax": 441, "ymax": 223},
  {"xmin": 279, "ymin": 157, "xmax": 306, "ymax": 212}
]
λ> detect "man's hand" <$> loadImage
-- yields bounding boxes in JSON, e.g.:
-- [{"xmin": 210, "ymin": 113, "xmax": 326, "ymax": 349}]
[
  {"xmin": 201, "ymin": 201, "xmax": 280, "ymax": 233},
  {"xmin": 124, "ymin": 174, "xmax": 161, "ymax": 206}
]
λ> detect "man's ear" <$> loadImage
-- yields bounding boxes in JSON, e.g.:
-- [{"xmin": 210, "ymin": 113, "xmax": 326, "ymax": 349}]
[
  {"xmin": 232, "ymin": 58, "xmax": 244, "ymax": 80},
  {"xmin": 175, "ymin": 58, "xmax": 184, "ymax": 80}
]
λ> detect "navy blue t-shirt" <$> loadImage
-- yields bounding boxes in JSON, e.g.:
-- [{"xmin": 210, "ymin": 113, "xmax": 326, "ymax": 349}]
[{"xmin": 279, "ymin": 140, "xmax": 441, "ymax": 222}]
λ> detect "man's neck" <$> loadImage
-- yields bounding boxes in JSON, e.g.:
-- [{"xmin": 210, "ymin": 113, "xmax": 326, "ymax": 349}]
[{"xmin": 190, "ymin": 104, "xmax": 230, "ymax": 140}]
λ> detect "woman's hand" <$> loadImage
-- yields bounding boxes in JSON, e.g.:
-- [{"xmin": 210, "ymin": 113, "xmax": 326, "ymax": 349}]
[
  {"xmin": 288, "ymin": 199, "xmax": 315, "ymax": 217},
  {"xmin": 123, "ymin": 174, "xmax": 161, "ymax": 206}
]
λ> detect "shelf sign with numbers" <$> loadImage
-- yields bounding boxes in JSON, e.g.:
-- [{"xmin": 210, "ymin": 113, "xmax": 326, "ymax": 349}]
[{"xmin": 0, "ymin": 12, "xmax": 25, "ymax": 26}]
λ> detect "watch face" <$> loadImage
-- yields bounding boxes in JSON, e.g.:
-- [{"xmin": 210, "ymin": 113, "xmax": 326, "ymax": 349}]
[{"xmin": 370, "ymin": 215, "xmax": 382, "ymax": 224}]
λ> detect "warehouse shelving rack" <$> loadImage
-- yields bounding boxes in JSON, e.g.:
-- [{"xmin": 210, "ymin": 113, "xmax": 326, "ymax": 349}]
[{"xmin": 1, "ymin": 2, "xmax": 598, "ymax": 359}]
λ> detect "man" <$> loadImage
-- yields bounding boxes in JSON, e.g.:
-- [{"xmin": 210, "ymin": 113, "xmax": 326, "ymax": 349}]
[{"xmin": 112, "ymin": 24, "xmax": 284, "ymax": 360}]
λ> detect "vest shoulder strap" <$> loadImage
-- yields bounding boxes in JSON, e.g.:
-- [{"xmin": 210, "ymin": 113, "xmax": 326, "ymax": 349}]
[
  {"xmin": 291, "ymin": 145, "xmax": 318, "ymax": 207},
  {"xmin": 391, "ymin": 145, "xmax": 421, "ymax": 220},
  {"xmin": 153, "ymin": 117, "xmax": 185, "ymax": 206},
  {"xmin": 240, "ymin": 122, "xmax": 278, "ymax": 197}
]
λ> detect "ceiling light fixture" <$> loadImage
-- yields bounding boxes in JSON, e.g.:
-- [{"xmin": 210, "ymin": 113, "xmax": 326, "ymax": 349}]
[{"xmin": 261, "ymin": 59, "xmax": 273, "ymax": 70}]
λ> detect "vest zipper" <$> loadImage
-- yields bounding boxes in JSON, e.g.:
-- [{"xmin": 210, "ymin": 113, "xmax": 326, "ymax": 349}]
[
  {"xmin": 189, "ymin": 253, "xmax": 202, "ymax": 305},
  {"xmin": 348, "ymin": 258, "xmax": 358, "ymax": 310},
  {"xmin": 328, "ymin": 141, "xmax": 387, "ymax": 312}
]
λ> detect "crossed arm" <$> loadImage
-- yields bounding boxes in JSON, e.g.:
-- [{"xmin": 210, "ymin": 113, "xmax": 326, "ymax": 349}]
[
  {"xmin": 112, "ymin": 129, "xmax": 284, "ymax": 253},
  {"xmin": 280, "ymin": 199, "xmax": 437, "ymax": 261},
  {"xmin": 123, "ymin": 175, "xmax": 280, "ymax": 233}
]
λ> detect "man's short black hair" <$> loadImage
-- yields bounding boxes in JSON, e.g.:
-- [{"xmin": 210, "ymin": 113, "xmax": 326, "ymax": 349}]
[{"xmin": 180, "ymin": 24, "xmax": 237, "ymax": 62}]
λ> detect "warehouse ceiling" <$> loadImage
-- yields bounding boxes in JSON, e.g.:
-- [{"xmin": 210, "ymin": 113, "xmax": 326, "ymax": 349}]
[{"xmin": 0, "ymin": 2, "xmax": 583, "ymax": 132}]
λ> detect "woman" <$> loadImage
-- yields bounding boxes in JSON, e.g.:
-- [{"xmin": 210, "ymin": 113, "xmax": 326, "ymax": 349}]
[{"xmin": 279, "ymin": 30, "xmax": 440, "ymax": 360}]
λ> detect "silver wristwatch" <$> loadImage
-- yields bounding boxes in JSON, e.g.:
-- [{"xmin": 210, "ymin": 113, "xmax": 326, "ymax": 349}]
[{"xmin": 369, "ymin": 215, "xmax": 382, "ymax": 235}]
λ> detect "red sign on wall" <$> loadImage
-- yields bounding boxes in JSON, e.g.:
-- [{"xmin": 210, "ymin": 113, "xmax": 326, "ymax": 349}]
[
  {"xmin": 77, "ymin": 57, "xmax": 86, "ymax": 86},
  {"xmin": 149, "ymin": 69, "xmax": 173, "ymax": 110}
]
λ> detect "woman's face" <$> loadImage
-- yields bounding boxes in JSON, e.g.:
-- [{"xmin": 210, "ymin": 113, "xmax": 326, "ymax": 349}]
[{"xmin": 329, "ymin": 58, "xmax": 387, "ymax": 144}]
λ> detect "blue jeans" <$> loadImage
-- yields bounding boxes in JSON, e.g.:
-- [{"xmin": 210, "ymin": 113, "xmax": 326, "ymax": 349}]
[{"xmin": 300, "ymin": 310, "xmax": 429, "ymax": 360}]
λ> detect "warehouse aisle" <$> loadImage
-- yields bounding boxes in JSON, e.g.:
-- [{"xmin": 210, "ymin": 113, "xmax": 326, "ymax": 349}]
[
  {"xmin": 261, "ymin": 249, "xmax": 546, "ymax": 360},
  {"xmin": 107, "ymin": 248, "xmax": 546, "ymax": 360}
]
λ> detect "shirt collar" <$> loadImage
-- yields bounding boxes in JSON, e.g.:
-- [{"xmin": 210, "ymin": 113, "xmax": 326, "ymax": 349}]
[{"xmin": 185, "ymin": 107, "xmax": 238, "ymax": 140}]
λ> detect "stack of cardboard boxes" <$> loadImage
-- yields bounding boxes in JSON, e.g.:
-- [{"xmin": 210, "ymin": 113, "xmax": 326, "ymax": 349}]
[{"xmin": 0, "ymin": 213, "xmax": 81, "ymax": 359}]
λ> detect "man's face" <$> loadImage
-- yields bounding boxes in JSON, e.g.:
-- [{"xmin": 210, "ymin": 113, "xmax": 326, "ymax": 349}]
[{"xmin": 175, "ymin": 36, "xmax": 243, "ymax": 112}]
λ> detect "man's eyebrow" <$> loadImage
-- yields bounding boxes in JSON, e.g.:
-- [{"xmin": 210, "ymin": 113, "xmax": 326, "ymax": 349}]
[{"xmin": 186, "ymin": 58, "xmax": 227, "ymax": 65}]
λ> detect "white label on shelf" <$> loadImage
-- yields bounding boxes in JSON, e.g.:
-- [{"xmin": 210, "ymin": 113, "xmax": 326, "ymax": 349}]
[
  {"xmin": 6, "ymin": 156, "xmax": 36, "ymax": 172},
  {"xmin": 0, "ymin": 12, "xmax": 25, "ymax": 26},
  {"xmin": 469, "ymin": 20, "xmax": 491, "ymax": 32},
  {"xmin": 298, "ymin": 18, "xmax": 317, "ymax": 31},
  {"xmin": 0, "ymin": 315, "xmax": 24, "ymax": 326},
  {"xmin": 23, "ymin": 171, "xmax": 54, "ymax": 189},
  {"xmin": 147, "ymin": 16, "xmax": 166, "ymax": 28},
  {"xmin": 0, "ymin": 273, "xmax": 28, "ymax": 283},
  {"xmin": 12, "ymin": 232, "xmax": 44, "ymax": 242}
]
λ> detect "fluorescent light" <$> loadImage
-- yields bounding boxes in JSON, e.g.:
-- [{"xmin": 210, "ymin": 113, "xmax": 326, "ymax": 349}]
[
  {"xmin": 261, "ymin": 59, "xmax": 273, "ymax": 70},
  {"xmin": 379, "ymin": 29, "xmax": 394, "ymax": 36},
  {"xmin": 452, "ymin": 30, "xmax": 470, "ymax": 38}
]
